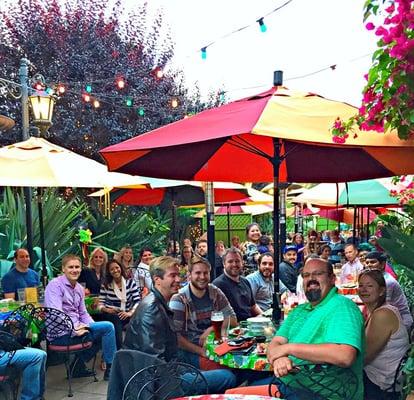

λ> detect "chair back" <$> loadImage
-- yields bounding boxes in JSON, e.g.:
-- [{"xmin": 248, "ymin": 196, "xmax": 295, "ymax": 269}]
[
  {"xmin": 31, "ymin": 307, "xmax": 74, "ymax": 341},
  {"xmin": 122, "ymin": 361, "xmax": 208, "ymax": 400},
  {"xmin": 2, "ymin": 304, "xmax": 35, "ymax": 345}
]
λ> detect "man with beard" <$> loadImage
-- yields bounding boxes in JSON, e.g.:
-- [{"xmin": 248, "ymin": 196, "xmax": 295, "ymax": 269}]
[
  {"xmin": 246, "ymin": 253, "xmax": 287, "ymax": 312},
  {"xmin": 124, "ymin": 256, "xmax": 237, "ymax": 393},
  {"xmin": 279, "ymin": 245, "xmax": 299, "ymax": 293},
  {"xmin": 170, "ymin": 256, "xmax": 237, "ymax": 369},
  {"xmin": 213, "ymin": 248, "xmax": 262, "ymax": 321},
  {"xmin": 266, "ymin": 258, "xmax": 364, "ymax": 399}
]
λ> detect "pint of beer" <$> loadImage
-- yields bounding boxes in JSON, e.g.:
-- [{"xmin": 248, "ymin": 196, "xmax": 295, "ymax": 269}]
[{"xmin": 211, "ymin": 311, "xmax": 224, "ymax": 341}]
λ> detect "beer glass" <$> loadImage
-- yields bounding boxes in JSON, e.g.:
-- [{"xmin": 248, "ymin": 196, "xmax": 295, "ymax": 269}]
[{"xmin": 211, "ymin": 311, "xmax": 224, "ymax": 341}]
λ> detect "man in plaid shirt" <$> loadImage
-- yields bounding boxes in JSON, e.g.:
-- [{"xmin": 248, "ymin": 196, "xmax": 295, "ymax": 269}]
[{"xmin": 169, "ymin": 255, "xmax": 237, "ymax": 369}]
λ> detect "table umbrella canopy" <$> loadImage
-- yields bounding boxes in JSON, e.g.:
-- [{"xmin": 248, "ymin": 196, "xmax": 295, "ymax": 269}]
[
  {"xmin": 0, "ymin": 137, "xmax": 147, "ymax": 188},
  {"xmin": 302, "ymin": 207, "xmax": 378, "ymax": 225},
  {"xmin": 91, "ymin": 180, "xmax": 250, "ymax": 207},
  {"xmin": 101, "ymin": 87, "xmax": 414, "ymax": 183},
  {"xmin": 292, "ymin": 178, "xmax": 402, "ymax": 207}
]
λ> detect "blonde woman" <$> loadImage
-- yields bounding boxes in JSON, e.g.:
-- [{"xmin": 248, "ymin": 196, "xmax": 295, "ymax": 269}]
[
  {"xmin": 115, "ymin": 246, "xmax": 134, "ymax": 279},
  {"xmin": 79, "ymin": 247, "xmax": 108, "ymax": 295}
]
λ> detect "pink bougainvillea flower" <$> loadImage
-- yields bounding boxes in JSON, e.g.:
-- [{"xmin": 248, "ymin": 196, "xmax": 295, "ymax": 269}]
[{"xmin": 366, "ymin": 22, "xmax": 375, "ymax": 30}]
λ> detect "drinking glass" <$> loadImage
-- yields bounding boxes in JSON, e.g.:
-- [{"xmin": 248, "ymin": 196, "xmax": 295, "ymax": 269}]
[
  {"xmin": 17, "ymin": 288, "xmax": 26, "ymax": 303},
  {"xmin": 211, "ymin": 311, "xmax": 224, "ymax": 341}
]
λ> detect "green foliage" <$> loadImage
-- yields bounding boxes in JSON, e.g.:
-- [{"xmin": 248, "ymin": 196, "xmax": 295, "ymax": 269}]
[
  {"xmin": 378, "ymin": 226, "xmax": 414, "ymax": 273},
  {"xmin": 0, "ymin": 187, "xmax": 89, "ymax": 276},
  {"xmin": 87, "ymin": 203, "xmax": 170, "ymax": 257}
]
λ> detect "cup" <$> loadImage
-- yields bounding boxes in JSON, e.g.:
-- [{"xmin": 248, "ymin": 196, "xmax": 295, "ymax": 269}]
[
  {"xmin": 17, "ymin": 288, "xmax": 26, "ymax": 303},
  {"xmin": 211, "ymin": 311, "xmax": 224, "ymax": 341}
]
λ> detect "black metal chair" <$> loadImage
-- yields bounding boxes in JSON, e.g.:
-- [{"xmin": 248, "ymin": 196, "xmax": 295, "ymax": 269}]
[
  {"xmin": 122, "ymin": 361, "xmax": 209, "ymax": 400},
  {"xmin": 31, "ymin": 306, "xmax": 97, "ymax": 397},
  {"xmin": 2, "ymin": 304, "xmax": 36, "ymax": 346},
  {"xmin": 383, "ymin": 350, "xmax": 410, "ymax": 397},
  {"xmin": 268, "ymin": 363, "xmax": 359, "ymax": 400},
  {"xmin": 0, "ymin": 331, "xmax": 24, "ymax": 400}
]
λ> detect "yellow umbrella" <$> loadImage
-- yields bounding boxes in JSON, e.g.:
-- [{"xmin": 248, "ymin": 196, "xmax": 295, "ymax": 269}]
[{"xmin": 0, "ymin": 137, "xmax": 147, "ymax": 188}]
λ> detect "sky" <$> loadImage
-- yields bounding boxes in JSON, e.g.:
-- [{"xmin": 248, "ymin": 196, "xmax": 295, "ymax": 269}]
[
  {"xmin": 140, "ymin": 0, "xmax": 378, "ymax": 106},
  {"xmin": 0, "ymin": 0, "xmax": 378, "ymax": 107}
]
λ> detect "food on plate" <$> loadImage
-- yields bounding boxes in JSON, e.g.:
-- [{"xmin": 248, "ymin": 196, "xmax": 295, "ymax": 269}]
[{"xmin": 256, "ymin": 342, "xmax": 268, "ymax": 355}]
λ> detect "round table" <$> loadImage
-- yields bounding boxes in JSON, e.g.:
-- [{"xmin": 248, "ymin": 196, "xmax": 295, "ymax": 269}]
[
  {"xmin": 172, "ymin": 395, "xmax": 275, "ymax": 400},
  {"xmin": 204, "ymin": 334, "xmax": 272, "ymax": 371}
]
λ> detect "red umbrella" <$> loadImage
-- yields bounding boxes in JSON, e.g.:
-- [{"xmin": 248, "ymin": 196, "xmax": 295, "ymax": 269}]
[{"xmin": 101, "ymin": 79, "xmax": 414, "ymax": 322}]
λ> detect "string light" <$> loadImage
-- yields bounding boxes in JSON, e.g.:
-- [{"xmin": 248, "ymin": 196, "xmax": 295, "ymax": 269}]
[
  {"xmin": 257, "ymin": 18, "xmax": 267, "ymax": 33},
  {"xmin": 85, "ymin": 84, "xmax": 92, "ymax": 93},
  {"xmin": 125, "ymin": 97, "xmax": 133, "ymax": 107},
  {"xmin": 93, "ymin": 99, "xmax": 100, "ymax": 108},
  {"xmin": 57, "ymin": 84, "xmax": 66, "ymax": 95},
  {"xmin": 137, "ymin": 107, "xmax": 145, "ymax": 116},
  {"xmin": 45, "ymin": 87, "xmax": 54, "ymax": 95},
  {"xmin": 82, "ymin": 93, "xmax": 91, "ymax": 102},
  {"xmin": 171, "ymin": 98, "xmax": 179, "ymax": 108},
  {"xmin": 154, "ymin": 68, "xmax": 164, "ymax": 79},
  {"xmin": 34, "ymin": 82, "xmax": 44, "ymax": 91},
  {"xmin": 201, "ymin": 47, "xmax": 207, "ymax": 60},
  {"xmin": 116, "ymin": 77, "xmax": 126, "ymax": 89}
]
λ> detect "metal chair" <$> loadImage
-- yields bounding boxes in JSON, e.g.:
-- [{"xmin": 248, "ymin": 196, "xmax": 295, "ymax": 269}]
[
  {"xmin": 134, "ymin": 267, "xmax": 151, "ymax": 297},
  {"xmin": 122, "ymin": 361, "xmax": 209, "ymax": 400},
  {"xmin": 383, "ymin": 350, "xmax": 410, "ymax": 397},
  {"xmin": 2, "ymin": 304, "xmax": 36, "ymax": 346},
  {"xmin": 0, "ymin": 331, "xmax": 24, "ymax": 400},
  {"xmin": 31, "ymin": 306, "xmax": 97, "ymax": 397},
  {"xmin": 268, "ymin": 363, "xmax": 359, "ymax": 400}
]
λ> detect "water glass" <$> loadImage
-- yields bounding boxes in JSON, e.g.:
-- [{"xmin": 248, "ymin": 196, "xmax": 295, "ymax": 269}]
[{"xmin": 17, "ymin": 288, "xmax": 26, "ymax": 303}]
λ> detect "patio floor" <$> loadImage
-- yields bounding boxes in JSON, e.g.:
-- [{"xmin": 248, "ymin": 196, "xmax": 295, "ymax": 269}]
[{"xmin": 44, "ymin": 358, "xmax": 108, "ymax": 400}]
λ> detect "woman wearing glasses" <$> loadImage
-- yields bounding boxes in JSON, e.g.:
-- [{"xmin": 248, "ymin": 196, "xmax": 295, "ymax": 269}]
[{"xmin": 358, "ymin": 269, "xmax": 410, "ymax": 400}]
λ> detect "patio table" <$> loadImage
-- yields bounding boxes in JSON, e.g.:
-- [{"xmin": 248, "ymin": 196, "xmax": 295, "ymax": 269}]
[{"xmin": 204, "ymin": 333, "xmax": 272, "ymax": 372}]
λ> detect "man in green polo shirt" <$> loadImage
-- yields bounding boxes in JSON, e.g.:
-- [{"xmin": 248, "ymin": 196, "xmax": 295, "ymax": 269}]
[{"xmin": 267, "ymin": 258, "xmax": 364, "ymax": 400}]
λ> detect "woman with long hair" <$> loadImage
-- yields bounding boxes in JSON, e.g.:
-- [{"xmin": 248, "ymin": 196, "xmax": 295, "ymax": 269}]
[
  {"xmin": 178, "ymin": 245, "xmax": 193, "ymax": 286},
  {"xmin": 358, "ymin": 269, "xmax": 410, "ymax": 400},
  {"xmin": 115, "ymin": 245, "xmax": 134, "ymax": 279},
  {"xmin": 99, "ymin": 259, "xmax": 140, "ymax": 349},
  {"xmin": 244, "ymin": 223, "xmax": 262, "ymax": 273},
  {"xmin": 79, "ymin": 247, "xmax": 108, "ymax": 295}
]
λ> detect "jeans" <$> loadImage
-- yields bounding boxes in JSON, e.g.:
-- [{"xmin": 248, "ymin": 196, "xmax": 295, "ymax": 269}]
[
  {"xmin": 177, "ymin": 349, "xmax": 237, "ymax": 392},
  {"xmin": 51, "ymin": 321, "xmax": 116, "ymax": 364},
  {"xmin": 101, "ymin": 313, "xmax": 129, "ymax": 350},
  {"xmin": 0, "ymin": 347, "xmax": 46, "ymax": 400},
  {"xmin": 364, "ymin": 371, "xmax": 400, "ymax": 400}
]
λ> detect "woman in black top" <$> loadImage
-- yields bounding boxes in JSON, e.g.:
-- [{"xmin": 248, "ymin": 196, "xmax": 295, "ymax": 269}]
[{"xmin": 79, "ymin": 247, "xmax": 108, "ymax": 295}]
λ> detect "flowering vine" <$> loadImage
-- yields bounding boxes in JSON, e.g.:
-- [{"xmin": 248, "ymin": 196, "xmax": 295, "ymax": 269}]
[{"xmin": 331, "ymin": 0, "xmax": 414, "ymax": 143}]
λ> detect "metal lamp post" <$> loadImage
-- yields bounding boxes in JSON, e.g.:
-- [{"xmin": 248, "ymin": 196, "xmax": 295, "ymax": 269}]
[{"xmin": 1, "ymin": 58, "xmax": 54, "ymax": 283}]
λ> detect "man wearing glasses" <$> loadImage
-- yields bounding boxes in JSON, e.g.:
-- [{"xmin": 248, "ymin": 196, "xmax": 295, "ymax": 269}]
[
  {"xmin": 266, "ymin": 258, "xmax": 364, "ymax": 399},
  {"xmin": 364, "ymin": 251, "xmax": 413, "ymax": 330}
]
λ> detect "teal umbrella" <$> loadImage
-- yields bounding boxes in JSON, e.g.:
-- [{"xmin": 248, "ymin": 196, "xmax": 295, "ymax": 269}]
[{"xmin": 292, "ymin": 178, "xmax": 401, "ymax": 207}]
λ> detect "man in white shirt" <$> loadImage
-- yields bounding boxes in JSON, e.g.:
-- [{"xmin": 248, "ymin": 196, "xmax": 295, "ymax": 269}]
[{"xmin": 340, "ymin": 244, "xmax": 364, "ymax": 285}]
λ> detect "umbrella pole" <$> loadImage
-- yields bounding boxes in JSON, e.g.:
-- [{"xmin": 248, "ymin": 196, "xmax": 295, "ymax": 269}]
[
  {"xmin": 272, "ymin": 138, "xmax": 282, "ymax": 325},
  {"xmin": 227, "ymin": 204, "xmax": 231, "ymax": 247},
  {"xmin": 336, "ymin": 183, "xmax": 340, "ymax": 232},
  {"xmin": 37, "ymin": 188, "xmax": 48, "ymax": 287},
  {"xmin": 205, "ymin": 182, "xmax": 216, "ymax": 279},
  {"xmin": 171, "ymin": 189, "xmax": 177, "ymax": 258},
  {"xmin": 280, "ymin": 184, "xmax": 287, "ymax": 254},
  {"xmin": 366, "ymin": 207, "xmax": 370, "ymax": 242},
  {"xmin": 352, "ymin": 206, "xmax": 357, "ymax": 245}
]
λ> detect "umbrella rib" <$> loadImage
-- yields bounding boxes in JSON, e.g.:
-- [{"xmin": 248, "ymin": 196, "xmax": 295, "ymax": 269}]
[{"xmin": 228, "ymin": 137, "xmax": 271, "ymax": 160}]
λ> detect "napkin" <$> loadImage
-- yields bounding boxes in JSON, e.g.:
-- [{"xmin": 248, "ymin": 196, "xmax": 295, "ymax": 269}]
[{"xmin": 214, "ymin": 339, "xmax": 255, "ymax": 356}]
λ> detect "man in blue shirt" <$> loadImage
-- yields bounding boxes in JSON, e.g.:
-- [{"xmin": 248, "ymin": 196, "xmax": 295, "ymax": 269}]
[{"xmin": 2, "ymin": 248, "xmax": 40, "ymax": 299}]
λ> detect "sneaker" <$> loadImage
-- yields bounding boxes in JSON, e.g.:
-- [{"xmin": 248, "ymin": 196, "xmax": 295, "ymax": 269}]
[
  {"xmin": 70, "ymin": 359, "xmax": 95, "ymax": 379},
  {"xmin": 103, "ymin": 363, "xmax": 112, "ymax": 381}
]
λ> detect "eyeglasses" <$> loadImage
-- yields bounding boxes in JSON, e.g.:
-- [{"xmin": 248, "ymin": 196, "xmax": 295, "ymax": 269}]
[
  {"xmin": 364, "ymin": 260, "xmax": 379, "ymax": 265},
  {"xmin": 301, "ymin": 271, "xmax": 328, "ymax": 279}
]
